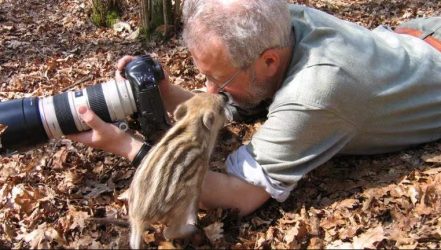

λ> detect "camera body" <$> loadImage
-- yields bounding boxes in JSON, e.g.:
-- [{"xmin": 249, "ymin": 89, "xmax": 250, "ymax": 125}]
[
  {"xmin": 0, "ymin": 55, "xmax": 170, "ymax": 154},
  {"xmin": 125, "ymin": 55, "xmax": 170, "ymax": 138}
]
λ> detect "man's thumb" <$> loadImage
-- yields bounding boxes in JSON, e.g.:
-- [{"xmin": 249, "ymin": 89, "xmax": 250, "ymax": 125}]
[{"xmin": 78, "ymin": 106, "xmax": 106, "ymax": 130}]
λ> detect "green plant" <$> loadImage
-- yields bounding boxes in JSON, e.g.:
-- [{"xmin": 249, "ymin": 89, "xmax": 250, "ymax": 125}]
[{"xmin": 90, "ymin": 0, "xmax": 120, "ymax": 27}]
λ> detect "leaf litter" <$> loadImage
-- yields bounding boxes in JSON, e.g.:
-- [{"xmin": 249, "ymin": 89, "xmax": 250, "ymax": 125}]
[{"xmin": 1, "ymin": 0, "xmax": 441, "ymax": 248}]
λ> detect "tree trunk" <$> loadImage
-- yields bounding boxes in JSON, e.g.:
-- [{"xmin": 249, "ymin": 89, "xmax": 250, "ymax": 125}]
[
  {"xmin": 173, "ymin": 0, "xmax": 181, "ymax": 28},
  {"xmin": 140, "ymin": 0, "xmax": 151, "ymax": 36},
  {"xmin": 139, "ymin": 0, "xmax": 177, "ymax": 41},
  {"xmin": 91, "ymin": 0, "xmax": 120, "ymax": 27}
]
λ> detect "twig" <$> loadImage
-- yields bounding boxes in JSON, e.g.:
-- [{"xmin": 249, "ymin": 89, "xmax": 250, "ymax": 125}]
[
  {"xmin": 86, "ymin": 217, "xmax": 130, "ymax": 227},
  {"xmin": 60, "ymin": 75, "xmax": 94, "ymax": 92}
]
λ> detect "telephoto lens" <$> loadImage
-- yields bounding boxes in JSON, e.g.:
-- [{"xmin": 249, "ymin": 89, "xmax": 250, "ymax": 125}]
[
  {"xmin": 0, "ymin": 55, "xmax": 169, "ymax": 154},
  {"xmin": 0, "ymin": 79, "xmax": 136, "ymax": 153}
]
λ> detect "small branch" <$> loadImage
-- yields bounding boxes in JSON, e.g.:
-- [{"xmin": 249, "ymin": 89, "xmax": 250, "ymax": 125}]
[
  {"xmin": 87, "ymin": 217, "xmax": 130, "ymax": 227},
  {"xmin": 60, "ymin": 75, "xmax": 93, "ymax": 92}
]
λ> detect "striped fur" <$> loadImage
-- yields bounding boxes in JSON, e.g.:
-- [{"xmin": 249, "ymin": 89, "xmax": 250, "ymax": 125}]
[{"xmin": 128, "ymin": 93, "xmax": 226, "ymax": 249}]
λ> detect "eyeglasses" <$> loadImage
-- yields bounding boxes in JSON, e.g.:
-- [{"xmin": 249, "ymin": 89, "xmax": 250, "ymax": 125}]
[{"xmin": 205, "ymin": 69, "xmax": 242, "ymax": 92}]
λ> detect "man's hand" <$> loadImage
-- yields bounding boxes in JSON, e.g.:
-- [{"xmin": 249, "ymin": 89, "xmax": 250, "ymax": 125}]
[
  {"xmin": 67, "ymin": 106, "xmax": 143, "ymax": 161},
  {"xmin": 115, "ymin": 55, "xmax": 136, "ymax": 82},
  {"xmin": 66, "ymin": 54, "xmax": 193, "ymax": 160},
  {"xmin": 116, "ymin": 55, "xmax": 195, "ymax": 114}
]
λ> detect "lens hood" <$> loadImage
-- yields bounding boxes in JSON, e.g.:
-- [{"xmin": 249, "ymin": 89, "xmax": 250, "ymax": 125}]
[{"xmin": 0, "ymin": 97, "xmax": 48, "ymax": 152}]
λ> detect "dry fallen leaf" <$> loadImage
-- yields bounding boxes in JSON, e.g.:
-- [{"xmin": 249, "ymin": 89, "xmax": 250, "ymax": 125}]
[
  {"xmin": 283, "ymin": 224, "xmax": 302, "ymax": 249},
  {"xmin": 251, "ymin": 216, "xmax": 272, "ymax": 227},
  {"xmin": 352, "ymin": 225, "xmax": 385, "ymax": 249},
  {"xmin": 2, "ymin": 0, "xmax": 441, "ymax": 249},
  {"xmin": 11, "ymin": 184, "xmax": 44, "ymax": 215},
  {"xmin": 158, "ymin": 241, "xmax": 177, "ymax": 249},
  {"xmin": 326, "ymin": 239, "xmax": 354, "ymax": 249},
  {"xmin": 407, "ymin": 186, "xmax": 420, "ymax": 205},
  {"xmin": 421, "ymin": 153, "xmax": 441, "ymax": 163},
  {"xmin": 0, "ymin": 124, "xmax": 7, "ymax": 135},
  {"xmin": 204, "ymin": 221, "xmax": 224, "ymax": 244},
  {"xmin": 17, "ymin": 222, "xmax": 66, "ymax": 249},
  {"xmin": 66, "ymin": 206, "xmax": 89, "ymax": 231},
  {"xmin": 51, "ymin": 148, "xmax": 69, "ymax": 169}
]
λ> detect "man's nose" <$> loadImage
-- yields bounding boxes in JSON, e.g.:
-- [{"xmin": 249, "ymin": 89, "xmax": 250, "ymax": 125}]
[{"xmin": 205, "ymin": 81, "xmax": 221, "ymax": 94}]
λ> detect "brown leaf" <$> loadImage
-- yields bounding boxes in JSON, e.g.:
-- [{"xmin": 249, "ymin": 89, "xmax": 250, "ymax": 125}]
[
  {"xmin": 11, "ymin": 184, "xmax": 43, "ymax": 215},
  {"xmin": 308, "ymin": 237, "xmax": 324, "ymax": 249},
  {"xmin": 2, "ymin": 221, "xmax": 16, "ymax": 241},
  {"xmin": 389, "ymin": 227, "xmax": 418, "ymax": 248},
  {"xmin": 84, "ymin": 182, "xmax": 113, "ymax": 198},
  {"xmin": 17, "ymin": 222, "xmax": 66, "ymax": 249},
  {"xmin": 326, "ymin": 239, "xmax": 353, "ymax": 249},
  {"xmin": 0, "ymin": 123, "xmax": 7, "ymax": 136},
  {"xmin": 283, "ymin": 227, "xmax": 301, "ymax": 248},
  {"xmin": 51, "ymin": 148, "xmax": 68, "ymax": 169},
  {"xmin": 421, "ymin": 153, "xmax": 441, "ymax": 163},
  {"xmin": 338, "ymin": 225, "xmax": 359, "ymax": 240},
  {"xmin": 203, "ymin": 222, "xmax": 223, "ymax": 244},
  {"xmin": 352, "ymin": 225, "xmax": 385, "ymax": 249},
  {"xmin": 407, "ymin": 186, "xmax": 420, "ymax": 205},
  {"xmin": 58, "ymin": 170, "xmax": 83, "ymax": 193},
  {"xmin": 158, "ymin": 241, "xmax": 178, "ymax": 249},
  {"xmin": 254, "ymin": 232, "xmax": 270, "ymax": 249},
  {"xmin": 423, "ymin": 167, "xmax": 441, "ymax": 175},
  {"xmin": 143, "ymin": 232, "xmax": 156, "ymax": 245},
  {"xmin": 67, "ymin": 207, "xmax": 89, "ymax": 231},
  {"xmin": 336, "ymin": 198, "xmax": 358, "ymax": 209},
  {"xmin": 251, "ymin": 216, "xmax": 272, "ymax": 227}
]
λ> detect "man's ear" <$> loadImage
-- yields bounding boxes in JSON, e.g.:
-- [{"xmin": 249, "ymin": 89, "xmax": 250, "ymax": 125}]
[
  {"xmin": 202, "ymin": 111, "xmax": 214, "ymax": 130},
  {"xmin": 258, "ymin": 48, "xmax": 280, "ymax": 77},
  {"xmin": 173, "ymin": 103, "xmax": 188, "ymax": 120}
]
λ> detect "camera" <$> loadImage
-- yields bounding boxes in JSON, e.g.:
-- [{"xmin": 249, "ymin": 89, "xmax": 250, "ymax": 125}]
[{"xmin": 0, "ymin": 55, "xmax": 170, "ymax": 154}]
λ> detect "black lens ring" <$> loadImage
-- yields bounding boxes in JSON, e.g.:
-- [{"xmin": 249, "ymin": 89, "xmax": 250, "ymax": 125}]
[
  {"xmin": 53, "ymin": 93, "xmax": 79, "ymax": 135},
  {"xmin": 86, "ymin": 84, "xmax": 112, "ymax": 123}
]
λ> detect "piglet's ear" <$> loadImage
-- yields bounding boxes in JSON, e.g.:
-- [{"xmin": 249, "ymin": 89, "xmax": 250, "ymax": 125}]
[
  {"xmin": 202, "ymin": 111, "xmax": 214, "ymax": 130},
  {"xmin": 173, "ymin": 103, "xmax": 187, "ymax": 121}
]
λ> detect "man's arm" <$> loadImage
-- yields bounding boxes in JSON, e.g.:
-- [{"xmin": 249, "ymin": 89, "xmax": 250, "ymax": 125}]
[{"xmin": 201, "ymin": 170, "xmax": 270, "ymax": 216}]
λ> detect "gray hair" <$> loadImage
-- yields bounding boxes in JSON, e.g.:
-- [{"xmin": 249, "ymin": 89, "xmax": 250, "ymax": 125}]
[{"xmin": 182, "ymin": 0, "xmax": 293, "ymax": 69}]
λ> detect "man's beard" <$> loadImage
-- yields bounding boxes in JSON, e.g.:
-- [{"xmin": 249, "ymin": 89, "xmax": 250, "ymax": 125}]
[
  {"xmin": 221, "ymin": 71, "xmax": 273, "ymax": 122},
  {"xmin": 235, "ymin": 70, "xmax": 273, "ymax": 109}
]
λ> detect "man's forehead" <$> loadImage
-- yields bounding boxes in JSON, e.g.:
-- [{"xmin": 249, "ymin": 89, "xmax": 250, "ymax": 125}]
[{"xmin": 190, "ymin": 38, "xmax": 232, "ymax": 71}]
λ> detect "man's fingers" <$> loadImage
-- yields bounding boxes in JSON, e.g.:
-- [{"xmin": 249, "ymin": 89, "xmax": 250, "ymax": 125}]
[
  {"xmin": 116, "ymin": 55, "xmax": 136, "ymax": 71},
  {"xmin": 78, "ymin": 106, "xmax": 107, "ymax": 131},
  {"xmin": 66, "ymin": 130, "xmax": 93, "ymax": 144},
  {"xmin": 115, "ymin": 70, "xmax": 125, "ymax": 81},
  {"xmin": 116, "ymin": 55, "xmax": 136, "ymax": 81}
]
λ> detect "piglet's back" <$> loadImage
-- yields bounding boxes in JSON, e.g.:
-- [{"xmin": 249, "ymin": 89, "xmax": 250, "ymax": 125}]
[{"xmin": 128, "ymin": 93, "xmax": 226, "ymax": 223}]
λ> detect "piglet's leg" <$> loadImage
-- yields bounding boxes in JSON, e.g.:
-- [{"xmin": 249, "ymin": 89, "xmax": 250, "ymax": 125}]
[
  {"xmin": 130, "ymin": 218, "xmax": 147, "ymax": 249},
  {"xmin": 164, "ymin": 199, "xmax": 198, "ymax": 240}
]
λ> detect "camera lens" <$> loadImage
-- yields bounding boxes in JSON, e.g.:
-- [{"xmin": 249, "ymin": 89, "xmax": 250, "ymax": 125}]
[
  {"xmin": 0, "ymin": 79, "xmax": 137, "ymax": 151},
  {"xmin": 0, "ymin": 97, "xmax": 48, "ymax": 151},
  {"xmin": 0, "ymin": 55, "xmax": 169, "ymax": 153},
  {"xmin": 39, "ymin": 79, "xmax": 137, "ymax": 139}
]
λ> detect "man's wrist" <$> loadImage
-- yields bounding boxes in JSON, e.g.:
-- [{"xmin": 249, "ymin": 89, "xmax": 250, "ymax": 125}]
[
  {"xmin": 131, "ymin": 142, "xmax": 151, "ymax": 167},
  {"xmin": 126, "ymin": 138, "xmax": 145, "ymax": 162}
]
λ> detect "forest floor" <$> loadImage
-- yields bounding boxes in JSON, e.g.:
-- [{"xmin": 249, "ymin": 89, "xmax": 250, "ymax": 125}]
[{"xmin": 1, "ymin": 0, "xmax": 441, "ymax": 248}]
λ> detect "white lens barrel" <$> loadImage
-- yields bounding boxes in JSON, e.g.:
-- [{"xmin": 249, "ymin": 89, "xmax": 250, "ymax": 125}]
[
  {"xmin": 38, "ymin": 79, "xmax": 137, "ymax": 139},
  {"xmin": 39, "ymin": 96, "xmax": 64, "ymax": 139},
  {"xmin": 101, "ymin": 79, "xmax": 137, "ymax": 121},
  {"xmin": 69, "ymin": 89, "xmax": 90, "ymax": 131}
]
